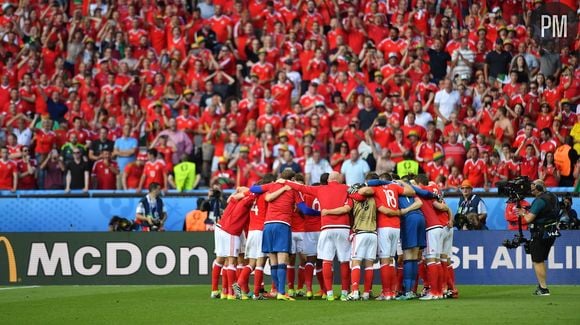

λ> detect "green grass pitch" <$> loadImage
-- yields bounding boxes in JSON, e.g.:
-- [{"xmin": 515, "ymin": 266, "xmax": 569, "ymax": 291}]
[{"xmin": 0, "ymin": 285, "xmax": 579, "ymax": 324}]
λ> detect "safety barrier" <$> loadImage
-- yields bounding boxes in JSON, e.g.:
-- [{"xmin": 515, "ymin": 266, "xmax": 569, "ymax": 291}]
[{"xmin": 1, "ymin": 189, "xmax": 578, "ymax": 231}]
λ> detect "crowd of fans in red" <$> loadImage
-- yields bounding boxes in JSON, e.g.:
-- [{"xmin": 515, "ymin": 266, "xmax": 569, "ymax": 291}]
[{"xmin": 0, "ymin": 0, "xmax": 579, "ymax": 193}]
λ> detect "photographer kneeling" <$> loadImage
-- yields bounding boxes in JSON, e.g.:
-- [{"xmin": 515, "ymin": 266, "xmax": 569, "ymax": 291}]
[
  {"xmin": 519, "ymin": 180, "xmax": 560, "ymax": 296},
  {"xmin": 135, "ymin": 182, "xmax": 167, "ymax": 231}
]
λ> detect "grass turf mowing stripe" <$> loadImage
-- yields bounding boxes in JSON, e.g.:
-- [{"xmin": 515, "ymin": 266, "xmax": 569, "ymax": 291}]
[{"xmin": 0, "ymin": 285, "xmax": 578, "ymax": 324}]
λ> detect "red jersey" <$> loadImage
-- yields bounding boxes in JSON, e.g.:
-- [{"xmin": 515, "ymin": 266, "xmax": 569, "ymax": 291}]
[
  {"xmin": 520, "ymin": 156, "xmax": 539, "ymax": 180},
  {"xmin": 372, "ymin": 183, "xmax": 405, "ymax": 229},
  {"xmin": 303, "ymin": 193, "xmax": 321, "ymax": 232},
  {"xmin": 92, "ymin": 159, "xmax": 118, "ymax": 190},
  {"xmin": 35, "ymin": 129, "xmax": 57, "ymax": 155},
  {"xmin": 124, "ymin": 162, "xmax": 143, "ymax": 189},
  {"xmin": 505, "ymin": 201, "xmax": 529, "ymax": 231},
  {"xmin": 16, "ymin": 159, "xmax": 36, "ymax": 190},
  {"xmin": 286, "ymin": 181, "xmax": 352, "ymax": 230},
  {"xmin": 463, "ymin": 158, "xmax": 486, "ymax": 188},
  {"xmin": 217, "ymin": 194, "xmax": 255, "ymax": 236},
  {"xmin": 248, "ymin": 194, "xmax": 267, "ymax": 231},
  {"xmin": 143, "ymin": 160, "xmax": 166, "ymax": 189},
  {"xmin": 260, "ymin": 182, "xmax": 298, "ymax": 226},
  {"xmin": 0, "ymin": 160, "xmax": 17, "ymax": 190}
]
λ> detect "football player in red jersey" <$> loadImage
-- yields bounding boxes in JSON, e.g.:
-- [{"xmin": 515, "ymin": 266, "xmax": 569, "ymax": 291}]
[
  {"xmin": 212, "ymin": 187, "xmax": 254, "ymax": 300},
  {"xmin": 249, "ymin": 169, "xmax": 300, "ymax": 301},
  {"xmin": 235, "ymin": 174, "xmax": 276, "ymax": 300},
  {"xmin": 357, "ymin": 179, "xmax": 416, "ymax": 300},
  {"xmin": 281, "ymin": 172, "xmax": 353, "ymax": 301}
]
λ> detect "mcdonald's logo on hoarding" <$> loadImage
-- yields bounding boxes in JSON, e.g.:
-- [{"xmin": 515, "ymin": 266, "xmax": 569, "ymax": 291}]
[{"xmin": 0, "ymin": 236, "xmax": 17, "ymax": 283}]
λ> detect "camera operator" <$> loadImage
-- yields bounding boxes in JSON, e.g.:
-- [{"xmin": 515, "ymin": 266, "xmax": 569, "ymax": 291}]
[
  {"xmin": 135, "ymin": 182, "xmax": 167, "ymax": 231},
  {"xmin": 455, "ymin": 180, "xmax": 488, "ymax": 230},
  {"xmin": 518, "ymin": 180, "xmax": 560, "ymax": 296},
  {"xmin": 558, "ymin": 194, "xmax": 579, "ymax": 230}
]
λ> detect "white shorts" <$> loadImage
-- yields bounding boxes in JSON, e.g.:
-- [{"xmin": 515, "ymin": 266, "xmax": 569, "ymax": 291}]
[
  {"xmin": 214, "ymin": 227, "xmax": 240, "ymax": 257},
  {"xmin": 441, "ymin": 227, "xmax": 454, "ymax": 256},
  {"xmin": 424, "ymin": 227, "xmax": 444, "ymax": 258},
  {"xmin": 291, "ymin": 232, "xmax": 305, "ymax": 254},
  {"xmin": 317, "ymin": 228, "xmax": 351, "ymax": 262},
  {"xmin": 351, "ymin": 232, "xmax": 378, "ymax": 261},
  {"xmin": 245, "ymin": 230, "xmax": 265, "ymax": 259},
  {"xmin": 303, "ymin": 231, "xmax": 320, "ymax": 256},
  {"xmin": 396, "ymin": 239, "xmax": 403, "ymax": 257},
  {"xmin": 239, "ymin": 231, "xmax": 247, "ymax": 255},
  {"xmin": 377, "ymin": 227, "xmax": 400, "ymax": 258}
]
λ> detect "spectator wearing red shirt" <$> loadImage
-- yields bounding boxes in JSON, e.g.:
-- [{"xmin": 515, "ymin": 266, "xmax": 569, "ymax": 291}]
[
  {"xmin": 16, "ymin": 147, "xmax": 37, "ymax": 190},
  {"xmin": 387, "ymin": 128, "xmax": 409, "ymax": 164},
  {"xmin": 91, "ymin": 149, "xmax": 119, "ymax": 190},
  {"xmin": 211, "ymin": 156, "xmax": 236, "ymax": 189},
  {"xmin": 123, "ymin": 152, "xmax": 147, "ymax": 190},
  {"xmin": 512, "ymin": 123, "xmax": 540, "ymax": 158},
  {"xmin": 0, "ymin": 146, "xmax": 18, "ymax": 191},
  {"xmin": 539, "ymin": 152, "xmax": 560, "ymax": 188},
  {"xmin": 463, "ymin": 146, "xmax": 487, "ymax": 188},
  {"xmin": 415, "ymin": 129, "xmax": 443, "ymax": 167},
  {"xmin": 342, "ymin": 119, "xmax": 365, "ymax": 152},
  {"xmin": 539, "ymin": 128, "xmax": 558, "ymax": 161},
  {"xmin": 138, "ymin": 149, "xmax": 168, "ymax": 192},
  {"xmin": 425, "ymin": 152, "xmax": 449, "ymax": 183},
  {"xmin": 208, "ymin": 5, "xmax": 233, "ymax": 44},
  {"xmin": 517, "ymin": 144, "xmax": 540, "ymax": 180}
]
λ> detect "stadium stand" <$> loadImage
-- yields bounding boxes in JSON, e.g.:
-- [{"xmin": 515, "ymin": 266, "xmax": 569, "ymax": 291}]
[{"xmin": 0, "ymin": 0, "xmax": 578, "ymax": 193}]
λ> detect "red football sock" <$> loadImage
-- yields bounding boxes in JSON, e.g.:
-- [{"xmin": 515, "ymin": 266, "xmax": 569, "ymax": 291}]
[
  {"xmin": 221, "ymin": 267, "xmax": 228, "ymax": 294},
  {"xmin": 364, "ymin": 267, "xmax": 374, "ymax": 293},
  {"xmin": 379, "ymin": 264, "xmax": 390, "ymax": 295},
  {"xmin": 440, "ymin": 261, "xmax": 448, "ymax": 292},
  {"xmin": 322, "ymin": 260, "xmax": 334, "ymax": 294},
  {"xmin": 237, "ymin": 265, "xmax": 253, "ymax": 293},
  {"xmin": 427, "ymin": 262, "xmax": 440, "ymax": 296},
  {"xmin": 387, "ymin": 264, "xmax": 396, "ymax": 295},
  {"xmin": 316, "ymin": 267, "xmax": 326, "ymax": 292},
  {"xmin": 236, "ymin": 264, "xmax": 243, "ymax": 279},
  {"xmin": 448, "ymin": 263, "xmax": 456, "ymax": 290},
  {"xmin": 254, "ymin": 266, "xmax": 264, "ymax": 296},
  {"xmin": 298, "ymin": 265, "xmax": 305, "ymax": 290},
  {"xmin": 351, "ymin": 265, "xmax": 361, "ymax": 292},
  {"xmin": 340, "ymin": 262, "xmax": 350, "ymax": 291},
  {"xmin": 226, "ymin": 266, "xmax": 237, "ymax": 295},
  {"xmin": 287, "ymin": 265, "xmax": 295, "ymax": 290},
  {"xmin": 396, "ymin": 265, "xmax": 404, "ymax": 293},
  {"xmin": 304, "ymin": 263, "xmax": 314, "ymax": 291},
  {"xmin": 211, "ymin": 261, "xmax": 223, "ymax": 291}
]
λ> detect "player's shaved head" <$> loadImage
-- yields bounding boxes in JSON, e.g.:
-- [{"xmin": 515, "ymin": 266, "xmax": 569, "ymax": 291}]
[{"xmin": 328, "ymin": 171, "xmax": 342, "ymax": 183}]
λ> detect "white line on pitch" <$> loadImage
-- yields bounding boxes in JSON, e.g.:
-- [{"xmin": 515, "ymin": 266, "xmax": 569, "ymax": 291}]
[{"xmin": 0, "ymin": 286, "xmax": 40, "ymax": 291}]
